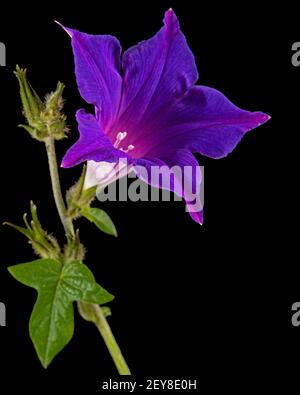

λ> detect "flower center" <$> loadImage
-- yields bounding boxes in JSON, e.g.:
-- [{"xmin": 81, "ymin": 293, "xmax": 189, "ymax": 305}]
[{"xmin": 113, "ymin": 132, "xmax": 135, "ymax": 153}]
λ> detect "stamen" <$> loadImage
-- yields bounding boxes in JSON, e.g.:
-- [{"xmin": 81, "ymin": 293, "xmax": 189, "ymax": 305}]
[
  {"xmin": 120, "ymin": 144, "xmax": 135, "ymax": 153},
  {"xmin": 114, "ymin": 131, "xmax": 127, "ymax": 148},
  {"xmin": 114, "ymin": 131, "xmax": 135, "ymax": 153}
]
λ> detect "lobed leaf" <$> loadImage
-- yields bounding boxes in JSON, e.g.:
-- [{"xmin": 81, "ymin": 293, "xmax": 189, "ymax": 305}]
[{"xmin": 8, "ymin": 258, "xmax": 114, "ymax": 368}]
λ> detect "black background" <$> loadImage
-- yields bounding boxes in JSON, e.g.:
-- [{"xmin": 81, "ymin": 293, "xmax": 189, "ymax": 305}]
[{"xmin": 0, "ymin": 0, "xmax": 297, "ymax": 393}]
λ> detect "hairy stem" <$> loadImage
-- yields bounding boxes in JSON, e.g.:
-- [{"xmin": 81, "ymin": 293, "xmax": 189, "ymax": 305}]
[{"xmin": 45, "ymin": 137, "xmax": 74, "ymax": 238}]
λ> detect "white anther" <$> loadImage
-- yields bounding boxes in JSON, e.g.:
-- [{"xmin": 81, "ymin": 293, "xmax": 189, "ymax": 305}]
[
  {"xmin": 120, "ymin": 144, "xmax": 135, "ymax": 153},
  {"xmin": 114, "ymin": 131, "xmax": 127, "ymax": 148}
]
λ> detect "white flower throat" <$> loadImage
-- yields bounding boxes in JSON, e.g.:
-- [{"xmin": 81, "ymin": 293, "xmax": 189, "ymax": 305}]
[{"xmin": 114, "ymin": 132, "xmax": 135, "ymax": 153}]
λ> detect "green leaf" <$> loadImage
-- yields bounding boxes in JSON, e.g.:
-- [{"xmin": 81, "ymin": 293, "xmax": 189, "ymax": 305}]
[
  {"xmin": 8, "ymin": 259, "xmax": 114, "ymax": 368},
  {"xmin": 82, "ymin": 207, "xmax": 117, "ymax": 237}
]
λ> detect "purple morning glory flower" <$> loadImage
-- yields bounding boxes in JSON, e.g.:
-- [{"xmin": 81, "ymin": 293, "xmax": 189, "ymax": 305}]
[{"xmin": 60, "ymin": 9, "xmax": 270, "ymax": 224}]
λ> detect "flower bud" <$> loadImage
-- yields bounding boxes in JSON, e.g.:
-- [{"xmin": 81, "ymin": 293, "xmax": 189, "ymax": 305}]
[
  {"xmin": 14, "ymin": 66, "xmax": 68, "ymax": 141},
  {"xmin": 41, "ymin": 82, "xmax": 69, "ymax": 140}
]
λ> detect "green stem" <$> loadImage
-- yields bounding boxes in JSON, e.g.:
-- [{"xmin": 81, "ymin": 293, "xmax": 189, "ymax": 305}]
[
  {"xmin": 91, "ymin": 303, "xmax": 131, "ymax": 375},
  {"xmin": 45, "ymin": 137, "xmax": 75, "ymax": 238},
  {"xmin": 45, "ymin": 137, "xmax": 131, "ymax": 375}
]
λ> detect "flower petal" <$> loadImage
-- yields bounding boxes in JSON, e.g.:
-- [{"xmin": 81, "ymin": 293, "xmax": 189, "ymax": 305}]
[
  {"xmin": 139, "ymin": 86, "xmax": 270, "ymax": 159},
  {"xmin": 112, "ymin": 9, "xmax": 198, "ymax": 136},
  {"xmin": 158, "ymin": 150, "xmax": 204, "ymax": 224},
  {"xmin": 134, "ymin": 149, "xmax": 203, "ymax": 224},
  {"xmin": 84, "ymin": 159, "xmax": 133, "ymax": 190},
  {"xmin": 60, "ymin": 24, "xmax": 122, "ymax": 130},
  {"xmin": 61, "ymin": 109, "xmax": 129, "ymax": 168}
]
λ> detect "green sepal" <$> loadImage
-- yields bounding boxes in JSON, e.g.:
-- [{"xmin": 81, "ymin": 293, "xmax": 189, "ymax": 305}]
[
  {"xmin": 3, "ymin": 201, "xmax": 61, "ymax": 261},
  {"xmin": 14, "ymin": 66, "xmax": 47, "ymax": 140},
  {"xmin": 14, "ymin": 66, "xmax": 43, "ymax": 120},
  {"xmin": 14, "ymin": 66, "xmax": 68, "ymax": 141},
  {"xmin": 63, "ymin": 229, "xmax": 85, "ymax": 263},
  {"xmin": 66, "ymin": 166, "xmax": 97, "ymax": 219},
  {"xmin": 41, "ymin": 82, "xmax": 68, "ymax": 140}
]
